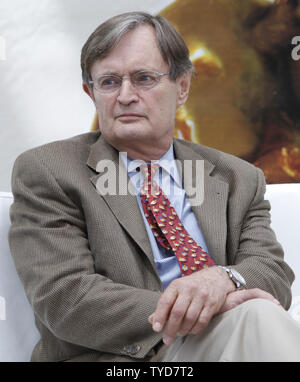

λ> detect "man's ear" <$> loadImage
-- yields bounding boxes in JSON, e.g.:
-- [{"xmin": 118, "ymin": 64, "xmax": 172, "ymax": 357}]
[
  {"xmin": 176, "ymin": 71, "xmax": 192, "ymax": 108},
  {"xmin": 83, "ymin": 83, "xmax": 95, "ymax": 102}
]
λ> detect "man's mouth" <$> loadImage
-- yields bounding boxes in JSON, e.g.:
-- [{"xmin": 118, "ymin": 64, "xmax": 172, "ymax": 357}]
[{"xmin": 116, "ymin": 113, "xmax": 146, "ymax": 121}]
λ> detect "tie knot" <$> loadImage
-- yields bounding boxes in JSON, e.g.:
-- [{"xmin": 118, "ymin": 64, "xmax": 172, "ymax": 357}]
[
  {"xmin": 140, "ymin": 164, "xmax": 160, "ymax": 196},
  {"xmin": 140, "ymin": 163, "xmax": 159, "ymax": 181}
]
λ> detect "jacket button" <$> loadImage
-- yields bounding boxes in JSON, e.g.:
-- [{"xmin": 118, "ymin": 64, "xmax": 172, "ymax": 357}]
[{"xmin": 123, "ymin": 344, "xmax": 141, "ymax": 355}]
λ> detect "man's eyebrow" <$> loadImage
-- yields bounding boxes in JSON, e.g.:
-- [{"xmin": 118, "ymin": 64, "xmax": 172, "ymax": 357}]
[
  {"xmin": 96, "ymin": 71, "xmax": 119, "ymax": 76},
  {"xmin": 96, "ymin": 68, "xmax": 156, "ymax": 77}
]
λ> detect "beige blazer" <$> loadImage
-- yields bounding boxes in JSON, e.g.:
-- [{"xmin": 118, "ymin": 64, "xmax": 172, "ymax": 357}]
[{"xmin": 8, "ymin": 132, "xmax": 294, "ymax": 362}]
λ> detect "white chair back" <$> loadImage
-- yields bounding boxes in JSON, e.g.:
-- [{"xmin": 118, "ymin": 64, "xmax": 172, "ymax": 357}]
[
  {"xmin": 265, "ymin": 184, "xmax": 300, "ymax": 296},
  {"xmin": 265, "ymin": 184, "xmax": 300, "ymax": 322},
  {"xmin": 0, "ymin": 192, "xmax": 40, "ymax": 362}
]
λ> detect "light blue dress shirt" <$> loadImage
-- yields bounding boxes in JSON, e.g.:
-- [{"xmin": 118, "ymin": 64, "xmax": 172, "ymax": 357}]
[{"xmin": 120, "ymin": 143, "xmax": 209, "ymax": 290}]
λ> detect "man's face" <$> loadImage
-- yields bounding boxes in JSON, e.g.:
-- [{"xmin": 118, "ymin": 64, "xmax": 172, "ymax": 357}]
[{"xmin": 84, "ymin": 25, "xmax": 191, "ymax": 155}]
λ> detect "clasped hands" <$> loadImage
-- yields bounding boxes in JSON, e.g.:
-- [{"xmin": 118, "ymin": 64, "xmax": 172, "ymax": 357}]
[{"xmin": 148, "ymin": 266, "xmax": 281, "ymax": 345}]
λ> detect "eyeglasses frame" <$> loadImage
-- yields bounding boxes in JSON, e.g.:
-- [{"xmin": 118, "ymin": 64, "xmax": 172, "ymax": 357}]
[{"xmin": 88, "ymin": 70, "xmax": 171, "ymax": 93}]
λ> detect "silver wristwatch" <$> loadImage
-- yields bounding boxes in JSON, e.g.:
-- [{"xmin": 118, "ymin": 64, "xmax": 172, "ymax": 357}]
[{"xmin": 217, "ymin": 266, "xmax": 246, "ymax": 290}]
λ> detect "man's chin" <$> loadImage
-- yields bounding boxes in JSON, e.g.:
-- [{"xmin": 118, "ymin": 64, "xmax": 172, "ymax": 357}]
[{"xmin": 115, "ymin": 123, "xmax": 152, "ymax": 141}]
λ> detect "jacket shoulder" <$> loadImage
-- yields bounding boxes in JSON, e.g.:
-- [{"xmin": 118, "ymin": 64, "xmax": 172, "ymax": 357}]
[
  {"xmin": 175, "ymin": 138, "xmax": 261, "ymax": 181},
  {"xmin": 176, "ymin": 139, "xmax": 256, "ymax": 171},
  {"xmin": 14, "ymin": 131, "xmax": 100, "ymax": 164}
]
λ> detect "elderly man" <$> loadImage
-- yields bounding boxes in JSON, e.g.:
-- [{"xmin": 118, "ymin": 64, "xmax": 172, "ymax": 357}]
[{"xmin": 9, "ymin": 12, "xmax": 300, "ymax": 362}]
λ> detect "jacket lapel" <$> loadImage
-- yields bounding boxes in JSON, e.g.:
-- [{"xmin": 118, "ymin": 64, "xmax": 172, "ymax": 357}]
[
  {"xmin": 173, "ymin": 140, "xmax": 229, "ymax": 265},
  {"xmin": 86, "ymin": 134, "xmax": 157, "ymax": 271}
]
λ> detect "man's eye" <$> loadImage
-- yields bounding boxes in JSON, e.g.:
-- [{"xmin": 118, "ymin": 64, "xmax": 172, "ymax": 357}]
[
  {"xmin": 135, "ymin": 73, "xmax": 156, "ymax": 84},
  {"xmin": 139, "ymin": 75, "xmax": 152, "ymax": 82},
  {"xmin": 99, "ymin": 77, "xmax": 119, "ymax": 87}
]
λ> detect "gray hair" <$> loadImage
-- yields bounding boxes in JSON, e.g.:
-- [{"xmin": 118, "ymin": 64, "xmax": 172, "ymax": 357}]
[{"xmin": 81, "ymin": 11, "xmax": 193, "ymax": 86}]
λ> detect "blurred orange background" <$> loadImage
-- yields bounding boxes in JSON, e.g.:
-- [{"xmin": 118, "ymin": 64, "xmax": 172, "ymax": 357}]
[{"xmin": 91, "ymin": 0, "xmax": 300, "ymax": 184}]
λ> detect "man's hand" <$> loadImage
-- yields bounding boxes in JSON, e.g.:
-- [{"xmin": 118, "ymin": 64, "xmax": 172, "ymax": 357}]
[
  {"xmin": 149, "ymin": 264, "xmax": 282, "ymax": 345},
  {"xmin": 148, "ymin": 266, "xmax": 236, "ymax": 345},
  {"xmin": 218, "ymin": 288, "xmax": 281, "ymax": 314}
]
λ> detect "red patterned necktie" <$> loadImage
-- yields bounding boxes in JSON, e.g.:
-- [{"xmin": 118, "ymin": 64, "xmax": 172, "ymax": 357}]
[{"xmin": 140, "ymin": 164, "xmax": 215, "ymax": 276}]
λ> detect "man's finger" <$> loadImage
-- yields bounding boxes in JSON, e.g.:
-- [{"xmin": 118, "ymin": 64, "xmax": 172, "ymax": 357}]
[
  {"xmin": 176, "ymin": 297, "xmax": 204, "ymax": 336},
  {"xmin": 189, "ymin": 305, "xmax": 215, "ymax": 334},
  {"xmin": 162, "ymin": 294, "xmax": 192, "ymax": 343},
  {"xmin": 150, "ymin": 286, "xmax": 178, "ymax": 332},
  {"xmin": 219, "ymin": 288, "xmax": 281, "ymax": 314}
]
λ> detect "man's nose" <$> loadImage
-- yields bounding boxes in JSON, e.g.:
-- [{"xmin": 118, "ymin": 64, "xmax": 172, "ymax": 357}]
[{"xmin": 116, "ymin": 78, "xmax": 139, "ymax": 105}]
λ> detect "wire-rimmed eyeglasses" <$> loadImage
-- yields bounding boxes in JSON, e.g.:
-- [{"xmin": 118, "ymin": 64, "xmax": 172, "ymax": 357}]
[{"xmin": 89, "ymin": 70, "xmax": 170, "ymax": 93}]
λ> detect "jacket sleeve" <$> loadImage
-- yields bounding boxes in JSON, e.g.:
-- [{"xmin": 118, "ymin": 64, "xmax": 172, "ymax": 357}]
[
  {"xmin": 229, "ymin": 167, "xmax": 295, "ymax": 310},
  {"xmin": 8, "ymin": 150, "xmax": 162, "ymax": 359}
]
